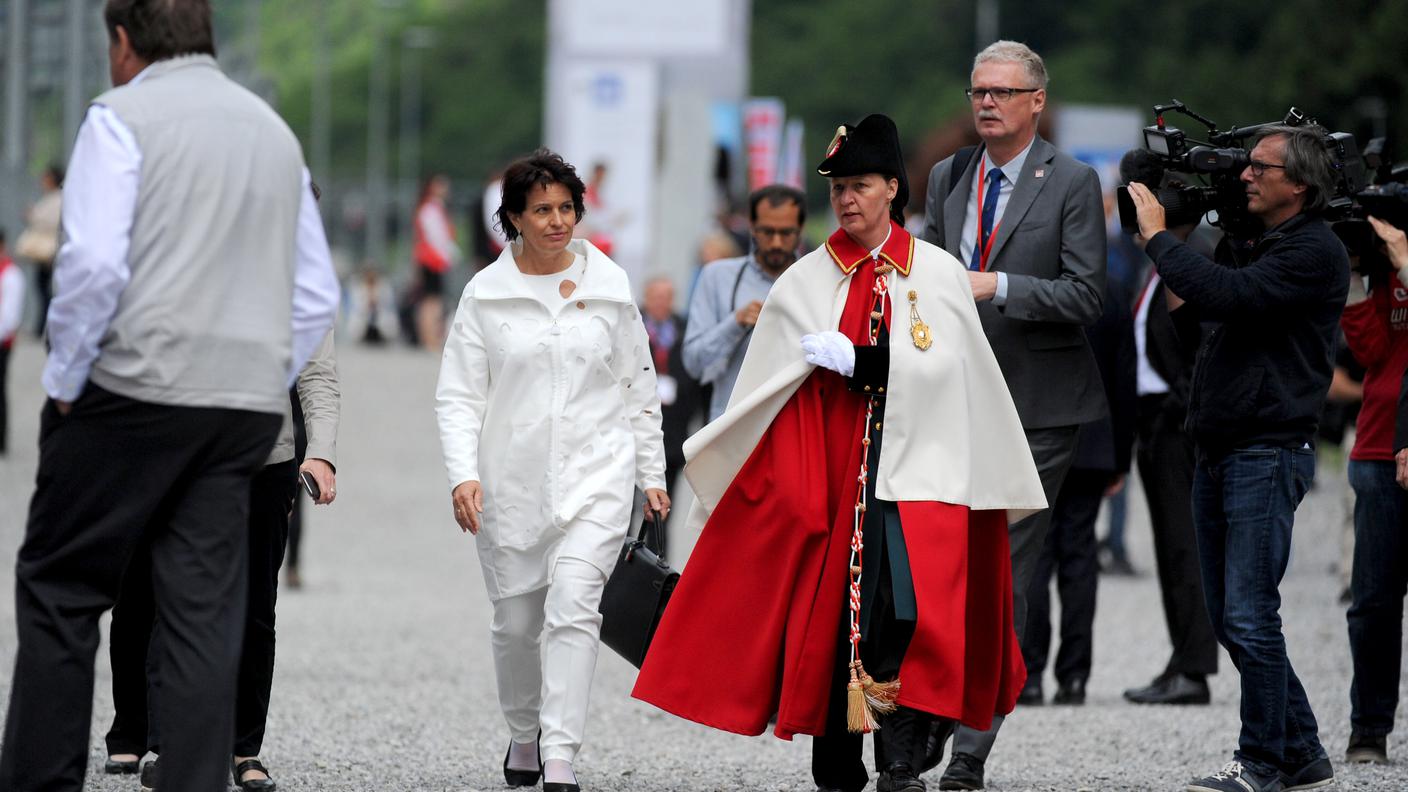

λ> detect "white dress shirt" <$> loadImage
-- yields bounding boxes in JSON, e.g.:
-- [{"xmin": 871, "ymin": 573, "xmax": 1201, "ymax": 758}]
[
  {"xmin": 0, "ymin": 262, "xmax": 25, "ymax": 341},
  {"xmin": 959, "ymin": 136, "xmax": 1035, "ymax": 306},
  {"xmin": 43, "ymin": 69, "xmax": 339, "ymax": 403},
  {"xmin": 1134, "ymin": 272, "xmax": 1171, "ymax": 396}
]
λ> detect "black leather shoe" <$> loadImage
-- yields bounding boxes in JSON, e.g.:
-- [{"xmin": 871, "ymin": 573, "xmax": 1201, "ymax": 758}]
[
  {"xmin": 503, "ymin": 739, "xmax": 542, "ymax": 787},
  {"xmin": 140, "ymin": 760, "xmax": 159, "ymax": 792},
  {"xmin": 1053, "ymin": 679, "xmax": 1086, "ymax": 705},
  {"xmin": 1016, "ymin": 678, "xmax": 1043, "ymax": 706},
  {"xmin": 232, "ymin": 758, "xmax": 277, "ymax": 792},
  {"xmin": 879, "ymin": 761, "xmax": 926, "ymax": 792},
  {"xmin": 105, "ymin": 756, "xmax": 141, "ymax": 774},
  {"xmin": 938, "ymin": 752, "xmax": 985, "ymax": 790},
  {"xmin": 1123, "ymin": 672, "xmax": 1210, "ymax": 705},
  {"xmin": 1345, "ymin": 731, "xmax": 1388, "ymax": 764}
]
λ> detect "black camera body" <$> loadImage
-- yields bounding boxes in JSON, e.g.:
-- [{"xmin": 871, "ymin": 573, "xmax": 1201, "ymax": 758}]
[{"xmin": 1117, "ymin": 101, "xmax": 1365, "ymax": 240}]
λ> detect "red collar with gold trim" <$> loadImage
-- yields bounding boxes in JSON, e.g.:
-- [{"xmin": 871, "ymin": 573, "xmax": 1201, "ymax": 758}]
[{"xmin": 824, "ymin": 221, "xmax": 915, "ymax": 276}]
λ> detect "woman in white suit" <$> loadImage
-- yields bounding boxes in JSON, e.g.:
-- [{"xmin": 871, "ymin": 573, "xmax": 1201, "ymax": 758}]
[{"xmin": 435, "ymin": 148, "xmax": 669, "ymax": 792}]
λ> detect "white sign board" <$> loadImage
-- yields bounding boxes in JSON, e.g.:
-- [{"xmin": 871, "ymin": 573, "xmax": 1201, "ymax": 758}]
[
  {"xmin": 559, "ymin": 1, "xmax": 728, "ymax": 58},
  {"xmin": 554, "ymin": 58, "xmax": 660, "ymax": 282}
]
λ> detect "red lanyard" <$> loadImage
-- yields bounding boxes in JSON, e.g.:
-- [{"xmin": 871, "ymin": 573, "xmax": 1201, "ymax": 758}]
[{"xmin": 974, "ymin": 159, "xmax": 1002, "ymax": 272}]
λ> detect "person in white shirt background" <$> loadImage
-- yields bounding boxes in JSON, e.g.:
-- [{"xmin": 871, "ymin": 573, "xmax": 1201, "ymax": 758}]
[
  {"xmin": 0, "ymin": 229, "xmax": 25, "ymax": 456},
  {"xmin": 0, "ymin": 2, "xmax": 339, "ymax": 791}
]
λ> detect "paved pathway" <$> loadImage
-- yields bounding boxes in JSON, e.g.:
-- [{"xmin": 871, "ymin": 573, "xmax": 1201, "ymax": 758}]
[{"xmin": 1, "ymin": 340, "xmax": 1406, "ymax": 790}]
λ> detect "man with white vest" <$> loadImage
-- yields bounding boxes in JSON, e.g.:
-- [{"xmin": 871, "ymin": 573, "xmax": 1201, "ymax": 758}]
[{"xmin": 0, "ymin": 3, "xmax": 339, "ymax": 791}]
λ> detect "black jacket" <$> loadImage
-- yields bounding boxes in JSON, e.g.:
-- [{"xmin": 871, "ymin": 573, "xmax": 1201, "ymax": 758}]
[{"xmin": 1146, "ymin": 213, "xmax": 1349, "ymax": 457}]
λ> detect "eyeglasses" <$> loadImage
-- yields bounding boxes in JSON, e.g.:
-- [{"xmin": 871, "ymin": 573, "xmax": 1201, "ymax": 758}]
[
  {"xmin": 1248, "ymin": 160, "xmax": 1287, "ymax": 177},
  {"xmin": 965, "ymin": 87, "xmax": 1040, "ymax": 103},
  {"xmin": 754, "ymin": 226, "xmax": 800, "ymax": 240}
]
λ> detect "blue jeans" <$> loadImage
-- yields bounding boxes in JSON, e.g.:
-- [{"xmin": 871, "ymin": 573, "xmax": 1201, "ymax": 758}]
[
  {"xmin": 1347, "ymin": 459, "xmax": 1408, "ymax": 737},
  {"xmin": 1192, "ymin": 446, "xmax": 1325, "ymax": 777}
]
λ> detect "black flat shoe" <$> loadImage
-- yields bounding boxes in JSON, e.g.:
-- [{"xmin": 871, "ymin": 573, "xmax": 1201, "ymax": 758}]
[
  {"xmin": 232, "ymin": 758, "xmax": 277, "ymax": 791},
  {"xmin": 503, "ymin": 739, "xmax": 542, "ymax": 787},
  {"xmin": 543, "ymin": 783, "xmax": 580, "ymax": 792},
  {"xmin": 105, "ymin": 756, "xmax": 141, "ymax": 774}
]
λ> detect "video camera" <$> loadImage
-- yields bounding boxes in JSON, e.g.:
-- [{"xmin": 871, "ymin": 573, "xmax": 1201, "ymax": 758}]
[
  {"xmin": 1116, "ymin": 101, "xmax": 1366, "ymax": 239},
  {"xmin": 1330, "ymin": 137, "xmax": 1408, "ymax": 269}
]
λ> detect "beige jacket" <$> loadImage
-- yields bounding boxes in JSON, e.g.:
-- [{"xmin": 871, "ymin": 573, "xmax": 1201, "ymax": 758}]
[
  {"xmin": 683, "ymin": 235, "xmax": 1045, "ymax": 534},
  {"xmin": 268, "ymin": 329, "xmax": 339, "ymax": 467}
]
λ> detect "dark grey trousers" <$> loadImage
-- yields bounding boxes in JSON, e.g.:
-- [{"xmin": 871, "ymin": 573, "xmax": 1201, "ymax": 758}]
[{"xmin": 949, "ymin": 425, "xmax": 1080, "ymax": 762}]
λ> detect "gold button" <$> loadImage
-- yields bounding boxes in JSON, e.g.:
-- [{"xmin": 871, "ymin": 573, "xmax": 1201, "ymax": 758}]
[
  {"xmin": 863, "ymin": 385, "xmax": 872, "ymax": 392},
  {"xmin": 874, "ymin": 422, "xmax": 883, "ymax": 430},
  {"xmin": 877, "ymin": 386, "xmax": 885, "ymax": 393}
]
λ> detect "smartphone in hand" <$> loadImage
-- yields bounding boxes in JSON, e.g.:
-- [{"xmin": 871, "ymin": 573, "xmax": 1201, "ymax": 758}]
[{"xmin": 299, "ymin": 470, "xmax": 321, "ymax": 500}]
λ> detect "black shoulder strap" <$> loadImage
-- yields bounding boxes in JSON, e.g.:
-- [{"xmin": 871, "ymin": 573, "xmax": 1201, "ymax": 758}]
[{"xmin": 948, "ymin": 145, "xmax": 978, "ymax": 197}]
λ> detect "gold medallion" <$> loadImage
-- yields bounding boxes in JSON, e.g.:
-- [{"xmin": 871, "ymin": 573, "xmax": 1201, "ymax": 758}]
[{"xmin": 908, "ymin": 290, "xmax": 933, "ymax": 351}]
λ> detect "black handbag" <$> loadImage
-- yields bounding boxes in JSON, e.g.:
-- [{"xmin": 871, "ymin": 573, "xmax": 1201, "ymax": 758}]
[{"xmin": 599, "ymin": 513, "xmax": 679, "ymax": 668}]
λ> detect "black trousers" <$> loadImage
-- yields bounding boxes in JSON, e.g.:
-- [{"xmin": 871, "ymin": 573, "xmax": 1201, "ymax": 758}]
[
  {"xmin": 812, "ymin": 533, "xmax": 933, "ymax": 792},
  {"xmin": 0, "ymin": 344, "xmax": 10, "ymax": 454},
  {"xmin": 0, "ymin": 387, "xmax": 280, "ymax": 792},
  {"xmin": 106, "ymin": 460, "xmax": 300, "ymax": 757},
  {"xmin": 1024, "ymin": 468, "xmax": 1105, "ymax": 686},
  {"xmin": 1136, "ymin": 397, "xmax": 1219, "ymax": 677}
]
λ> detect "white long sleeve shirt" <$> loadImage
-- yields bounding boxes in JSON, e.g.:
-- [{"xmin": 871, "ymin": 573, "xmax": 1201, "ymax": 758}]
[{"xmin": 42, "ymin": 83, "xmax": 339, "ymax": 403}]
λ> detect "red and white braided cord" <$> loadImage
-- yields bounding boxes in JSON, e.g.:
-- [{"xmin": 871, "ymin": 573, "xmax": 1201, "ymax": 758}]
[{"xmin": 847, "ymin": 266, "xmax": 889, "ymax": 665}]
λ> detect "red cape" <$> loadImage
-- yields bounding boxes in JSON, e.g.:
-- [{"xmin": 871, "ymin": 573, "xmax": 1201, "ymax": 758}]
[{"xmin": 632, "ymin": 250, "xmax": 1026, "ymax": 739}]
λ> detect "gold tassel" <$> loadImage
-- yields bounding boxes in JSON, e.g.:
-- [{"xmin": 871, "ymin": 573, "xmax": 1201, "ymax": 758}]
[
  {"xmin": 861, "ymin": 671, "xmax": 901, "ymax": 714},
  {"xmin": 846, "ymin": 663, "xmax": 879, "ymax": 733}
]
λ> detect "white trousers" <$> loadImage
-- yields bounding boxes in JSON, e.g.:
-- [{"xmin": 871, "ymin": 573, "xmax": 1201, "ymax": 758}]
[{"xmin": 490, "ymin": 556, "xmax": 607, "ymax": 763}]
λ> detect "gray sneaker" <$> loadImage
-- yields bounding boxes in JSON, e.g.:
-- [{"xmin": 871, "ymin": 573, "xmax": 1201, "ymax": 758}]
[{"xmin": 1187, "ymin": 760, "xmax": 1283, "ymax": 792}]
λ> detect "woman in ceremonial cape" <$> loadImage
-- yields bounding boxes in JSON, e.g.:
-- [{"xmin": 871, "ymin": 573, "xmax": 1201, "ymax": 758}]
[{"xmin": 631, "ymin": 114, "xmax": 1046, "ymax": 792}]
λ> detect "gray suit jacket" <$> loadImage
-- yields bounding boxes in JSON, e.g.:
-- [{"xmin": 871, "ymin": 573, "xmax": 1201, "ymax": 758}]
[{"xmin": 920, "ymin": 135, "xmax": 1108, "ymax": 429}]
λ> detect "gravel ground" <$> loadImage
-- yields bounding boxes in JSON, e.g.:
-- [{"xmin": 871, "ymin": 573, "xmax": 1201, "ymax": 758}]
[{"xmin": 1, "ymin": 339, "xmax": 1407, "ymax": 791}]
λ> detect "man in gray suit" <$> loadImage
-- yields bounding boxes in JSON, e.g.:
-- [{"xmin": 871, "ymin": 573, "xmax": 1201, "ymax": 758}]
[{"xmin": 919, "ymin": 40, "xmax": 1107, "ymax": 791}]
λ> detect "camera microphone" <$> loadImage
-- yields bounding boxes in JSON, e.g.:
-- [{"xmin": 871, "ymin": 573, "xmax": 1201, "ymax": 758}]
[{"xmin": 1119, "ymin": 148, "xmax": 1166, "ymax": 189}]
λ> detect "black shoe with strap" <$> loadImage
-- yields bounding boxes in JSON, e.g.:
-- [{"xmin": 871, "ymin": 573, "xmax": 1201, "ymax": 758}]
[{"xmin": 232, "ymin": 758, "xmax": 277, "ymax": 792}]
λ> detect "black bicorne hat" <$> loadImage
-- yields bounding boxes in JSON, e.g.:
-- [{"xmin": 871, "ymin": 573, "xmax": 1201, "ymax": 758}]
[{"xmin": 815, "ymin": 113, "xmax": 909, "ymax": 212}]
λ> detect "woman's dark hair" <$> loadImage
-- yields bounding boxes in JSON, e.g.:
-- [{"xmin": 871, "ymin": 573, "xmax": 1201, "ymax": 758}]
[
  {"xmin": 495, "ymin": 148, "xmax": 587, "ymax": 242},
  {"xmin": 104, "ymin": 0, "xmax": 216, "ymax": 63},
  {"xmin": 43, "ymin": 163, "xmax": 65, "ymax": 189}
]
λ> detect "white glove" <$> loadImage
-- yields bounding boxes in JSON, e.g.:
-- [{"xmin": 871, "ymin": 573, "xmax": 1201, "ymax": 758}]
[{"xmin": 801, "ymin": 331, "xmax": 856, "ymax": 377}]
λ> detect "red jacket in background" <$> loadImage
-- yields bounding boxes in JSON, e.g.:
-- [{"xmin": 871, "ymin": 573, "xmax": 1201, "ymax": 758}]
[{"xmin": 1342, "ymin": 279, "xmax": 1408, "ymax": 461}]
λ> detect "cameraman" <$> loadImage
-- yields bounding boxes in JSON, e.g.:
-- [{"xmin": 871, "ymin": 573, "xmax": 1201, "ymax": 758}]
[
  {"xmin": 1126, "ymin": 124, "xmax": 1347, "ymax": 792},
  {"xmin": 1342, "ymin": 214, "xmax": 1408, "ymax": 766}
]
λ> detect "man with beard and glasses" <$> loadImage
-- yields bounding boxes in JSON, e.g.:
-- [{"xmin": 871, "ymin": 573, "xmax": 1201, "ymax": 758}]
[{"xmin": 684, "ymin": 184, "xmax": 807, "ymax": 421}]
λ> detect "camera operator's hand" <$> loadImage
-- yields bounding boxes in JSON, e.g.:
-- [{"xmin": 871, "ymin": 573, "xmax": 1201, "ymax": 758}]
[
  {"xmin": 1368, "ymin": 216, "xmax": 1408, "ymax": 271},
  {"xmin": 1396, "ymin": 448, "xmax": 1408, "ymax": 490},
  {"xmin": 1126, "ymin": 182, "xmax": 1168, "ymax": 242}
]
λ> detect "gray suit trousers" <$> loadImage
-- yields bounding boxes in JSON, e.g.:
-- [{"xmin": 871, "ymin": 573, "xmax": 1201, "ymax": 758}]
[{"xmin": 949, "ymin": 424, "xmax": 1080, "ymax": 762}]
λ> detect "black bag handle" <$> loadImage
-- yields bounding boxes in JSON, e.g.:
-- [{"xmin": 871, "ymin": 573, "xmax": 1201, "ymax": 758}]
[{"xmin": 636, "ymin": 511, "xmax": 665, "ymax": 556}]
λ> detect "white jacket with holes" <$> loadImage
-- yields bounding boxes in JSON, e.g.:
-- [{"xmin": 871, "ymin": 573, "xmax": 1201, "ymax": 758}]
[{"xmin": 436, "ymin": 239, "xmax": 666, "ymax": 600}]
